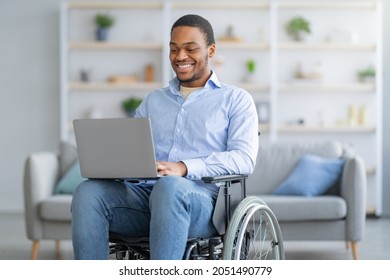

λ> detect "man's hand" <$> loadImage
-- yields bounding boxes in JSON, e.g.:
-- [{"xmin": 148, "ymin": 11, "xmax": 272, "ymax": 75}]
[{"xmin": 156, "ymin": 161, "xmax": 188, "ymax": 177}]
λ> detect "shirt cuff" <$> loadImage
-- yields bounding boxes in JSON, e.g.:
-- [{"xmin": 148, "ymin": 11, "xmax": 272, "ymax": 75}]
[{"xmin": 181, "ymin": 158, "xmax": 206, "ymax": 180}]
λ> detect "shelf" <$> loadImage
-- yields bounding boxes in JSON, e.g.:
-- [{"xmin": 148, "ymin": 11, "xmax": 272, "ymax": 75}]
[
  {"xmin": 278, "ymin": 125, "xmax": 376, "ymax": 133},
  {"xmin": 279, "ymin": 42, "xmax": 376, "ymax": 51},
  {"xmin": 172, "ymin": 2, "xmax": 269, "ymax": 9},
  {"xmin": 218, "ymin": 42, "xmax": 269, "ymax": 51},
  {"xmin": 68, "ymin": 2, "xmax": 163, "ymax": 9},
  {"xmin": 69, "ymin": 82, "xmax": 162, "ymax": 91},
  {"xmin": 68, "ymin": 42, "xmax": 162, "ymax": 50},
  {"xmin": 69, "ymin": 81, "xmax": 269, "ymax": 93},
  {"xmin": 278, "ymin": 82, "xmax": 375, "ymax": 92},
  {"xmin": 278, "ymin": 1, "xmax": 376, "ymax": 10}
]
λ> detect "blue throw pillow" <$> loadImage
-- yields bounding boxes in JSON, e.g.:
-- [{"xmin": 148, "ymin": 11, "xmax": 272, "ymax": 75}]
[
  {"xmin": 54, "ymin": 161, "xmax": 85, "ymax": 194},
  {"xmin": 272, "ymin": 154, "xmax": 345, "ymax": 197}
]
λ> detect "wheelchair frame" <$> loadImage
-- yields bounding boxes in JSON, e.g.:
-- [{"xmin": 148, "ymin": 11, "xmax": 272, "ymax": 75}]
[{"xmin": 109, "ymin": 175, "xmax": 284, "ymax": 260}]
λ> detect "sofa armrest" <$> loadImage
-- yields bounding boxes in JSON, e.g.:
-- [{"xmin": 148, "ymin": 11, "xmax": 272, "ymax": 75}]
[
  {"xmin": 340, "ymin": 154, "xmax": 367, "ymax": 241},
  {"xmin": 23, "ymin": 152, "xmax": 60, "ymax": 240}
]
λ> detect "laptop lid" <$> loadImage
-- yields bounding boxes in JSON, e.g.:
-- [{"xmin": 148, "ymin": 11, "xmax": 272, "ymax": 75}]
[{"xmin": 73, "ymin": 118, "xmax": 159, "ymax": 180}]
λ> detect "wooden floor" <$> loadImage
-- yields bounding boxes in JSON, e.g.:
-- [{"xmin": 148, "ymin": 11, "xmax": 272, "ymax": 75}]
[{"xmin": 1, "ymin": 212, "xmax": 389, "ymax": 260}]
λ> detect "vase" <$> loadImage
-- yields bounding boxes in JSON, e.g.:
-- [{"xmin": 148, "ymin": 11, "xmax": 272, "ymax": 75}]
[
  {"xmin": 292, "ymin": 31, "xmax": 308, "ymax": 42},
  {"xmin": 126, "ymin": 110, "xmax": 136, "ymax": 118},
  {"xmin": 96, "ymin": 28, "xmax": 109, "ymax": 41}
]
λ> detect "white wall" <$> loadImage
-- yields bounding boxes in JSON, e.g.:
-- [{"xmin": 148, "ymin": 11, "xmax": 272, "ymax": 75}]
[
  {"xmin": 0, "ymin": 0, "xmax": 62, "ymax": 212},
  {"xmin": 0, "ymin": 0, "xmax": 389, "ymax": 215}
]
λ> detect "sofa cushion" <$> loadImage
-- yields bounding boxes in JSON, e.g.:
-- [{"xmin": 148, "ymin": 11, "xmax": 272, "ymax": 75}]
[
  {"xmin": 246, "ymin": 141, "xmax": 344, "ymax": 195},
  {"xmin": 39, "ymin": 195, "xmax": 73, "ymax": 221},
  {"xmin": 272, "ymin": 154, "xmax": 345, "ymax": 196},
  {"xmin": 260, "ymin": 195, "xmax": 347, "ymax": 222},
  {"xmin": 54, "ymin": 161, "xmax": 85, "ymax": 194}
]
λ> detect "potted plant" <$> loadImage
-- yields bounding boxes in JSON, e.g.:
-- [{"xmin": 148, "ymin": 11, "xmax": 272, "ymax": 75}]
[
  {"xmin": 286, "ymin": 16, "xmax": 311, "ymax": 41},
  {"xmin": 247, "ymin": 59, "xmax": 255, "ymax": 74},
  {"xmin": 244, "ymin": 59, "xmax": 256, "ymax": 83},
  {"xmin": 121, "ymin": 97, "xmax": 143, "ymax": 117},
  {"xmin": 357, "ymin": 66, "xmax": 375, "ymax": 83},
  {"xmin": 94, "ymin": 13, "xmax": 115, "ymax": 41}
]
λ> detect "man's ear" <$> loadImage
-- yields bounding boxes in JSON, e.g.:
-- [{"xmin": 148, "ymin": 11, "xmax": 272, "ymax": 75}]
[{"xmin": 208, "ymin": 44, "xmax": 216, "ymax": 58}]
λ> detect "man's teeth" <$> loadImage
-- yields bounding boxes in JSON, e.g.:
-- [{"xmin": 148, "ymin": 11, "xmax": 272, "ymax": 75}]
[{"xmin": 178, "ymin": 64, "xmax": 192, "ymax": 68}]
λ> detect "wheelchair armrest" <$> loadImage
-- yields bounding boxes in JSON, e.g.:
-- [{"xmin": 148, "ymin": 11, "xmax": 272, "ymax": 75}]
[{"xmin": 202, "ymin": 174, "xmax": 248, "ymax": 184}]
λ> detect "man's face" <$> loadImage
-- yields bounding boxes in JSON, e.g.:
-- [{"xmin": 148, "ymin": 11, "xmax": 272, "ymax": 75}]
[{"xmin": 169, "ymin": 26, "xmax": 215, "ymax": 87}]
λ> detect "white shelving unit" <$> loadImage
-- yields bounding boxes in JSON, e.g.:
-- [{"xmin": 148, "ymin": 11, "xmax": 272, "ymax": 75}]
[
  {"xmin": 60, "ymin": 1, "xmax": 170, "ymax": 143},
  {"xmin": 272, "ymin": 0, "xmax": 382, "ymax": 216},
  {"xmin": 60, "ymin": 0, "xmax": 382, "ymax": 215}
]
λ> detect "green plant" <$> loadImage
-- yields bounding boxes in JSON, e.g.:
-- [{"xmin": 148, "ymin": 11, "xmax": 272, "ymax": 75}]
[
  {"xmin": 95, "ymin": 14, "xmax": 115, "ymax": 28},
  {"xmin": 286, "ymin": 17, "xmax": 311, "ymax": 40},
  {"xmin": 246, "ymin": 59, "xmax": 256, "ymax": 73},
  {"xmin": 357, "ymin": 66, "xmax": 375, "ymax": 81},
  {"xmin": 121, "ymin": 97, "xmax": 143, "ymax": 112}
]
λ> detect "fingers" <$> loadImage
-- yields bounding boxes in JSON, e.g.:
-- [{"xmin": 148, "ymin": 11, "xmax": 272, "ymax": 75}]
[{"xmin": 156, "ymin": 161, "xmax": 187, "ymax": 176}]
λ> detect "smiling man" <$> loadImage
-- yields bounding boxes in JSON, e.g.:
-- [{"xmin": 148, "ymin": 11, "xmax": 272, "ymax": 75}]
[{"xmin": 71, "ymin": 14, "xmax": 259, "ymax": 260}]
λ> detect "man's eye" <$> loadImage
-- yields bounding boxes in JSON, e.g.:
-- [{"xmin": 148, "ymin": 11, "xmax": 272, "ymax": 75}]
[{"xmin": 188, "ymin": 48, "xmax": 197, "ymax": 52}]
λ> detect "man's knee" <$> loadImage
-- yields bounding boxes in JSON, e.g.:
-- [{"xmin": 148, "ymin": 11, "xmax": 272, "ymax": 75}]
[
  {"xmin": 150, "ymin": 176, "xmax": 190, "ymax": 202},
  {"xmin": 74, "ymin": 179, "xmax": 99, "ymax": 198},
  {"xmin": 72, "ymin": 179, "xmax": 112, "ymax": 209}
]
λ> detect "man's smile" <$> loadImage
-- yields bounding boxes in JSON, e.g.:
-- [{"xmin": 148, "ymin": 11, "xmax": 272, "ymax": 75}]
[{"xmin": 177, "ymin": 64, "xmax": 193, "ymax": 69}]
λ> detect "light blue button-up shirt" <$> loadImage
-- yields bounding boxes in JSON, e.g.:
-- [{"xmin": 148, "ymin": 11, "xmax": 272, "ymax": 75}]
[{"xmin": 135, "ymin": 72, "xmax": 259, "ymax": 196}]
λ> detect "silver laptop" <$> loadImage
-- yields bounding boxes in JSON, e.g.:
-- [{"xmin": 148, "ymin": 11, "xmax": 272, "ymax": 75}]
[{"xmin": 73, "ymin": 118, "xmax": 159, "ymax": 180}]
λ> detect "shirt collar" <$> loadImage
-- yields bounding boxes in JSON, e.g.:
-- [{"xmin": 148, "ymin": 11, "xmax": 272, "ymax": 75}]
[{"xmin": 169, "ymin": 70, "xmax": 222, "ymax": 95}]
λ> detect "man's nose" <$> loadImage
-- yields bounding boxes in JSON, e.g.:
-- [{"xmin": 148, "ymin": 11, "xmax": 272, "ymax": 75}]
[{"xmin": 176, "ymin": 49, "xmax": 188, "ymax": 60}]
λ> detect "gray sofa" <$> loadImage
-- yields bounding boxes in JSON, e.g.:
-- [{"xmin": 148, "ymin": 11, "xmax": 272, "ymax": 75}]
[{"xmin": 23, "ymin": 140, "xmax": 366, "ymax": 259}]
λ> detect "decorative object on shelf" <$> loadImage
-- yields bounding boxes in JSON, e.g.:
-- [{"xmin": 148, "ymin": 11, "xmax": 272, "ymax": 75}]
[
  {"xmin": 243, "ymin": 59, "xmax": 256, "ymax": 83},
  {"xmin": 256, "ymin": 102, "xmax": 270, "ymax": 124},
  {"xmin": 145, "ymin": 64, "xmax": 155, "ymax": 82},
  {"xmin": 356, "ymin": 66, "xmax": 375, "ymax": 83},
  {"xmin": 293, "ymin": 61, "xmax": 322, "ymax": 82},
  {"xmin": 121, "ymin": 97, "xmax": 143, "ymax": 118},
  {"xmin": 286, "ymin": 16, "xmax": 311, "ymax": 41},
  {"xmin": 286, "ymin": 118, "xmax": 305, "ymax": 126},
  {"xmin": 107, "ymin": 75, "xmax": 139, "ymax": 84},
  {"xmin": 348, "ymin": 104, "xmax": 359, "ymax": 126},
  {"xmin": 94, "ymin": 13, "xmax": 115, "ymax": 41},
  {"xmin": 218, "ymin": 25, "xmax": 241, "ymax": 42},
  {"xmin": 79, "ymin": 69, "xmax": 91, "ymax": 82},
  {"xmin": 358, "ymin": 105, "xmax": 368, "ymax": 126}
]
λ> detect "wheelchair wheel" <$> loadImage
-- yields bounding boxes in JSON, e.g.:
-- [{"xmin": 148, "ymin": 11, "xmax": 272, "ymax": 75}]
[{"xmin": 222, "ymin": 196, "xmax": 284, "ymax": 260}]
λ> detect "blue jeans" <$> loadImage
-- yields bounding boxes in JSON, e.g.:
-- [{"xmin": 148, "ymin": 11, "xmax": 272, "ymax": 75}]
[{"xmin": 71, "ymin": 176, "xmax": 218, "ymax": 259}]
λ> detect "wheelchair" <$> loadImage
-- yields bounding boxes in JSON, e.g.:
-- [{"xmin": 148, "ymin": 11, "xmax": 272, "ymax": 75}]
[{"xmin": 109, "ymin": 175, "xmax": 284, "ymax": 260}]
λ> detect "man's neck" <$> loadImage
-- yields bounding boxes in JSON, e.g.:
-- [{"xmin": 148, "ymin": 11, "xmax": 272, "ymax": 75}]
[{"xmin": 179, "ymin": 85, "xmax": 203, "ymax": 99}]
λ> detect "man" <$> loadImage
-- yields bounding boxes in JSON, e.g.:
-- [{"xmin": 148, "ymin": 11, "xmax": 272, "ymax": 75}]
[{"xmin": 71, "ymin": 14, "xmax": 259, "ymax": 260}]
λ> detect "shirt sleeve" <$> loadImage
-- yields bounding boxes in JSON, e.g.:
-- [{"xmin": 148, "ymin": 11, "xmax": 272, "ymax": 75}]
[{"xmin": 182, "ymin": 90, "xmax": 259, "ymax": 180}]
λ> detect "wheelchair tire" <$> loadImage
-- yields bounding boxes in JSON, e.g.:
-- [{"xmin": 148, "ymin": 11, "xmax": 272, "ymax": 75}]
[{"xmin": 222, "ymin": 196, "xmax": 284, "ymax": 260}]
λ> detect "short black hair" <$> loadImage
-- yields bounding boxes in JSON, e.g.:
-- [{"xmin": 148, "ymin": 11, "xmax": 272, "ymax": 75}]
[{"xmin": 171, "ymin": 14, "xmax": 215, "ymax": 46}]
